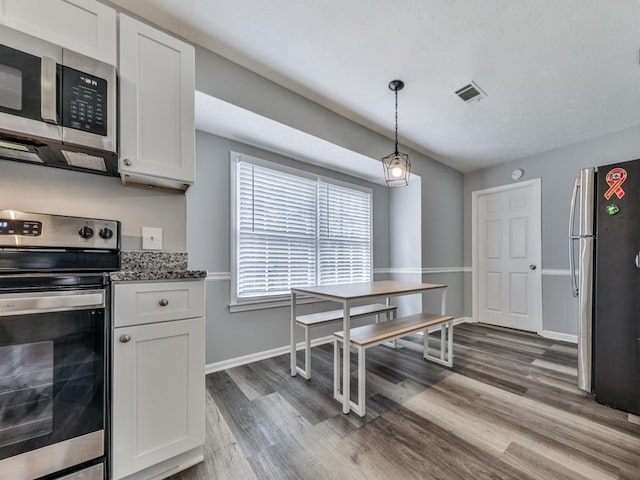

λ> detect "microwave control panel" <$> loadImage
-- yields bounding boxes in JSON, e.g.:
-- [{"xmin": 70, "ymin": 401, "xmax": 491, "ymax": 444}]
[{"xmin": 61, "ymin": 66, "xmax": 108, "ymax": 136}]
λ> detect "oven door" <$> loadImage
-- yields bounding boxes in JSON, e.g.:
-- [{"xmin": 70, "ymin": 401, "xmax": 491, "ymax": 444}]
[
  {"xmin": 0, "ymin": 25, "xmax": 62, "ymax": 143},
  {"xmin": 0, "ymin": 288, "xmax": 106, "ymax": 480}
]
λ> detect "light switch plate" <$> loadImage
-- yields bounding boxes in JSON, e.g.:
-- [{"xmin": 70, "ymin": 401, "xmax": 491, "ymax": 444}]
[{"xmin": 142, "ymin": 227, "xmax": 163, "ymax": 250}]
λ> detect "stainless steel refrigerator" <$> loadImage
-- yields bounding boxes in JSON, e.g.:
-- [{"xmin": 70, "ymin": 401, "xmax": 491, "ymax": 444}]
[{"xmin": 569, "ymin": 159, "xmax": 640, "ymax": 415}]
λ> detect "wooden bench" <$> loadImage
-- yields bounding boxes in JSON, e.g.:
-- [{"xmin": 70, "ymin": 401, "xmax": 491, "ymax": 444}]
[
  {"xmin": 333, "ymin": 312, "xmax": 454, "ymax": 416},
  {"xmin": 294, "ymin": 303, "xmax": 397, "ymax": 379}
]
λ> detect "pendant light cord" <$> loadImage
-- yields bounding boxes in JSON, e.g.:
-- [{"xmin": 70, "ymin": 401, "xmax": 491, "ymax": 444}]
[{"xmin": 394, "ymin": 89, "xmax": 399, "ymax": 155}]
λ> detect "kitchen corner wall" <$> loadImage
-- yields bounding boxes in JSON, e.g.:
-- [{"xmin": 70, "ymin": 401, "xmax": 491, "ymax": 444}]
[
  {"xmin": 463, "ymin": 124, "xmax": 640, "ymax": 336},
  {"xmin": 0, "ymin": 160, "xmax": 186, "ymax": 250}
]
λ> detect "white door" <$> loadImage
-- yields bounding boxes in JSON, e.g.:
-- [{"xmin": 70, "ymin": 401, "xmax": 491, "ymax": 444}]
[
  {"xmin": 112, "ymin": 317, "xmax": 205, "ymax": 480},
  {"xmin": 475, "ymin": 180, "xmax": 542, "ymax": 332}
]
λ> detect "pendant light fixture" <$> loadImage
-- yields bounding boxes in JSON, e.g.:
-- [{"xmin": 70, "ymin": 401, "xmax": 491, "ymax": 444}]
[{"xmin": 382, "ymin": 79, "xmax": 410, "ymax": 187}]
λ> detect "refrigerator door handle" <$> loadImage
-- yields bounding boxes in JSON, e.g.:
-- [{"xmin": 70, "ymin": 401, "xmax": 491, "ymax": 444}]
[
  {"xmin": 635, "ymin": 253, "xmax": 640, "ymax": 269},
  {"xmin": 569, "ymin": 177, "xmax": 580, "ymax": 297}
]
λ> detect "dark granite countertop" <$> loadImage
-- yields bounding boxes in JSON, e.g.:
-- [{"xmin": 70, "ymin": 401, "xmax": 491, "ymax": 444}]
[
  {"xmin": 109, "ymin": 270, "xmax": 206, "ymax": 282},
  {"xmin": 109, "ymin": 251, "xmax": 206, "ymax": 282}
]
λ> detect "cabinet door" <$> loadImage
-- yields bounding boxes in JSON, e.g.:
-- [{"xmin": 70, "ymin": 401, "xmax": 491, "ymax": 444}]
[
  {"xmin": 0, "ymin": 0, "xmax": 116, "ymax": 64},
  {"xmin": 119, "ymin": 14, "xmax": 195, "ymax": 189},
  {"xmin": 112, "ymin": 318, "xmax": 205, "ymax": 480}
]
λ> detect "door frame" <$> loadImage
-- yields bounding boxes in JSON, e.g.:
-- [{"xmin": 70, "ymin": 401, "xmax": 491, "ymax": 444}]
[{"xmin": 471, "ymin": 178, "xmax": 543, "ymax": 333}]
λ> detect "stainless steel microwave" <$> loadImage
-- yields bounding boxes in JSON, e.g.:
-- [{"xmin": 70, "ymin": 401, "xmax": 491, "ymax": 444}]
[{"xmin": 0, "ymin": 25, "xmax": 118, "ymax": 176}]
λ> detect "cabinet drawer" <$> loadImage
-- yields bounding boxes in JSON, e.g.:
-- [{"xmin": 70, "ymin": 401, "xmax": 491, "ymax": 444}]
[{"xmin": 114, "ymin": 280, "xmax": 204, "ymax": 327}]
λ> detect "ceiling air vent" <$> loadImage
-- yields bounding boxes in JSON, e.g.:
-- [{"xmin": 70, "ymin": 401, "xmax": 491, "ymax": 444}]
[{"xmin": 455, "ymin": 81, "xmax": 487, "ymax": 103}]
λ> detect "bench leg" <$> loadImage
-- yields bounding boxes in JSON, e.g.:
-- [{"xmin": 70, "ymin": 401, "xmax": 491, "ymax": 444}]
[
  {"xmin": 294, "ymin": 325, "xmax": 312, "ymax": 380},
  {"xmin": 381, "ymin": 305, "xmax": 399, "ymax": 350},
  {"xmin": 333, "ymin": 337, "xmax": 341, "ymax": 400},
  {"xmin": 424, "ymin": 322, "xmax": 454, "ymax": 368},
  {"xmin": 334, "ymin": 339, "xmax": 367, "ymax": 416}
]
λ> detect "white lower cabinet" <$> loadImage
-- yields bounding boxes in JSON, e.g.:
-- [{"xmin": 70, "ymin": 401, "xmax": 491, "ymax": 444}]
[{"xmin": 112, "ymin": 281, "xmax": 205, "ymax": 480}]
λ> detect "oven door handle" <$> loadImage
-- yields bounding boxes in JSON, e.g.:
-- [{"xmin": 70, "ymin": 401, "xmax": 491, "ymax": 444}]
[{"xmin": 0, "ymin": 289, "xmax": 105, "ymax": 316}]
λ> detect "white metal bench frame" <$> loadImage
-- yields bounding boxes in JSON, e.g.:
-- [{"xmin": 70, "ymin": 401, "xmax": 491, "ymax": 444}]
[
  {"xmin": 293, "ymin": 303, "xmax": 397, "ymax": 379},
  {"xmin": 333, "ymin": 315, "xmax": 454, "ymax": 417}
]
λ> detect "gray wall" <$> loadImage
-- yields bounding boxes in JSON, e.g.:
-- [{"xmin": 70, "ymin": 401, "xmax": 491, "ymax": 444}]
[
  {"xmin": 193, "ymin": 46, "xmax": 466, "ymax": 364},
  {"xmin": 189, "ymin": 131, "xmax": 392, "ymax": 363},
  {"xmin": 0, "ymin": 160, "xmax": 186, "ymax": 250},
  {"xmin": 389, "ymin": 178, "xmax": 422, "ymax": 317},
  {"xmin": 463, "ymin": 124, "xmax": 640, "ymax": 335}
]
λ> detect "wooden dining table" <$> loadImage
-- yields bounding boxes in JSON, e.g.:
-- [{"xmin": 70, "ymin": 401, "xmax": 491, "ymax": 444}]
[{"xmin": 290, "ymin": 280, "xmax": 448, "ymax": 414}]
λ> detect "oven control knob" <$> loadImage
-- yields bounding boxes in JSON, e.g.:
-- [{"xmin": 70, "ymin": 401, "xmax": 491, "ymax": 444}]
[
  {"xmin": 99, "ymin": 227, "xmax": 113, "ymax": 239},
  {"xmin": 78, "ymin": 226, "xmax": 94, "ymax": 239}
]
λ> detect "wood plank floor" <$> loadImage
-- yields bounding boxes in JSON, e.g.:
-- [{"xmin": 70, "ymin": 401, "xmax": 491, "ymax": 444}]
[{"xmin": 169, "ymin": 323, "xmax": 640, "ymax": 480}]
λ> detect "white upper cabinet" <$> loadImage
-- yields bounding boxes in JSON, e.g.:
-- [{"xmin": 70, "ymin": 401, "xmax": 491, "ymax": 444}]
[
  {"xmin": 0, "ymin": 0, "xmax": 117, "ymax": 64},
  {"xmin": 118, "ymin": 14, "xmax": 195, "ymax": 191}
]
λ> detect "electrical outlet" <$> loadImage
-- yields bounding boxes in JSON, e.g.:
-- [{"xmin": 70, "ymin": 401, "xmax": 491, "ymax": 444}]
[{"xmin": 142, "ymin": 226, "xmax": 163, "ymax": 250}]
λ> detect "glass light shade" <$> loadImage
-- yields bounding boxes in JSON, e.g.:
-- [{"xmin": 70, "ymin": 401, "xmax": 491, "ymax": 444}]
[{"xmin": 382, "ymin": 151, "xmax": 411, "ymax": 187}]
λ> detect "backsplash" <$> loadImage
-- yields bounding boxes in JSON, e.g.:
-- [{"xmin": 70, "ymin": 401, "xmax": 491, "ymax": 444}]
[{"xmin": 120, "ymin": 251, "xmax": 188, "ymax": 271}]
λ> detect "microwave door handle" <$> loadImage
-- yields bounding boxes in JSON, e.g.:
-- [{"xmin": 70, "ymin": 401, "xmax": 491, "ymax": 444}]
[
  {"xmin": 568, "ymin": 177, "xmax": 580, "ymax": 297},
  {"xmin": 41, "ymin": 56, "xmax": 57, "ymax": 124}
]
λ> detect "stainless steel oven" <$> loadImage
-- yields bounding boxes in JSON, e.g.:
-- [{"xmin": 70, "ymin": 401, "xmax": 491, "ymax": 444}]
[
  {"xmin": 0, "ymin": 211, "xmax": 119, "ymax": 480},
  {"xmin": 0, "ymin": 25, "xmax": 117, "ymax": 177}
]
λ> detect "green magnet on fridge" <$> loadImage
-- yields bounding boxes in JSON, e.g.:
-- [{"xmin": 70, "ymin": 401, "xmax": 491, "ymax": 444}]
[{"xmin": 606, "ymin": 203, "xmax": 620, "ymax": 215}]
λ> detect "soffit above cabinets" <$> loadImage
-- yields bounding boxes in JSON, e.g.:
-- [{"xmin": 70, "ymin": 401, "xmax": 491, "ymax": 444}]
[{"xmin": 195, "ymin": 91, "xmax": 397, "ymax": 186}]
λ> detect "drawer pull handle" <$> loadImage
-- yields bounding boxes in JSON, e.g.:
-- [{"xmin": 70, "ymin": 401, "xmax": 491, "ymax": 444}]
[
  {"xmin": 119, "ymin": 334, "xmax": 131, "ymax": 343},
  {"xmin": 159, "ymin": 298, "xmax": 169, "ymax": 307}
]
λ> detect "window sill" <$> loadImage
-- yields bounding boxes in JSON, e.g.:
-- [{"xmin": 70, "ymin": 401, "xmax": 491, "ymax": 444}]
[{"xmin": 228, "ymin": 295, "xmax": 325, "ymax": 313}]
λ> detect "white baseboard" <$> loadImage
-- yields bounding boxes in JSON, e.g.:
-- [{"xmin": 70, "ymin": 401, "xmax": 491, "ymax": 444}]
[
  {"xmin": 540, "ymin": 330, "xmax": 578, "ymax": 344},
  {"xmin": 205, "ymin": 335, "xmax": 333, "ymax": 374},
  {"xmin": 205, "ymin": 317, "xmax": 471, "ymax": 374},
  {"xmin": 455, "ymin": 316, "xmax": 474, "ymax": 325}
]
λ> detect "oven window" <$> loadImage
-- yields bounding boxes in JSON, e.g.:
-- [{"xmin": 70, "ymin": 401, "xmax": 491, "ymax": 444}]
[
  {"xmin": 0, "ymin": 307, "xmax": 105, "ymax": 461},
  {"xmin": 0, "ymin": 341, "xmax": 53, "ymax": 448},
  {"xmin": 0, "ymin": 64, "xmax": 22, "ymax": 111}
]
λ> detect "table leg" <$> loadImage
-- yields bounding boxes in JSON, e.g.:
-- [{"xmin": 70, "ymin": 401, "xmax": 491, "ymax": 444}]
[
  {"xmin": 342, "ymin": 299, "xmax": 351, "ymax": 414},
  {"xmin": 441, "ymin": 288, "xmax": 447, "ymax": 316},
  {"xmin": 290, "ymin": 290, "xmax": 297, "ymax": 376},
  {"xmin": 441, "ymin": 288, "xmax": 448, "ymax": 360}
]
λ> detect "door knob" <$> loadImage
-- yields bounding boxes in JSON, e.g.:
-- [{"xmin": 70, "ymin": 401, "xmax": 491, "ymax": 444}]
[
  {"xmin": 123, "ymin": 158, "xmax": 132, "ymax": 166},
  {"xmin": 159, "ymin": 298, "xmax": 169, "ymax": 307},
  {"xmin": 119, "ymin": 334, "xmax": 131, "ymax": 343},
  {"xmin": 529, "ymin": 264, "xmax": 537, "ymax": 270}
]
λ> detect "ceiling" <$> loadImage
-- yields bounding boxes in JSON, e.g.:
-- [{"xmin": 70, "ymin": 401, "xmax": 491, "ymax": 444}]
[{"xmin": 110, "ymin": 0, "xmax": 640, "ymax": 173}]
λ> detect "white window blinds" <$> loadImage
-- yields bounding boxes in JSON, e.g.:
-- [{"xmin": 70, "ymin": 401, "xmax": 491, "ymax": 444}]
[
  {"xmin": 318, "ymin": 182, "xmax": 372, "ymax": 285},
  {"xmin": 235, "ymin": 156, "xmax": 372, "ymax": 299},
  {"xmin": 237, "ymin": 161, "xmax": 317, "ymax": 298}
]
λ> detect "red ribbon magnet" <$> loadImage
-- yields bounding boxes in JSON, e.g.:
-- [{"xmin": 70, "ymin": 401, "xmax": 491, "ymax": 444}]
[{"xmin": 604, "ymin": 167, "xmax": 627, "ymax": 200}]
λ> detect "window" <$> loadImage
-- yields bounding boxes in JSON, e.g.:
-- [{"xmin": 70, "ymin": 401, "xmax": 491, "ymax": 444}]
[{"xmin": 232, "ymin": 152, "xmax": 372, "ymax": 301}]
